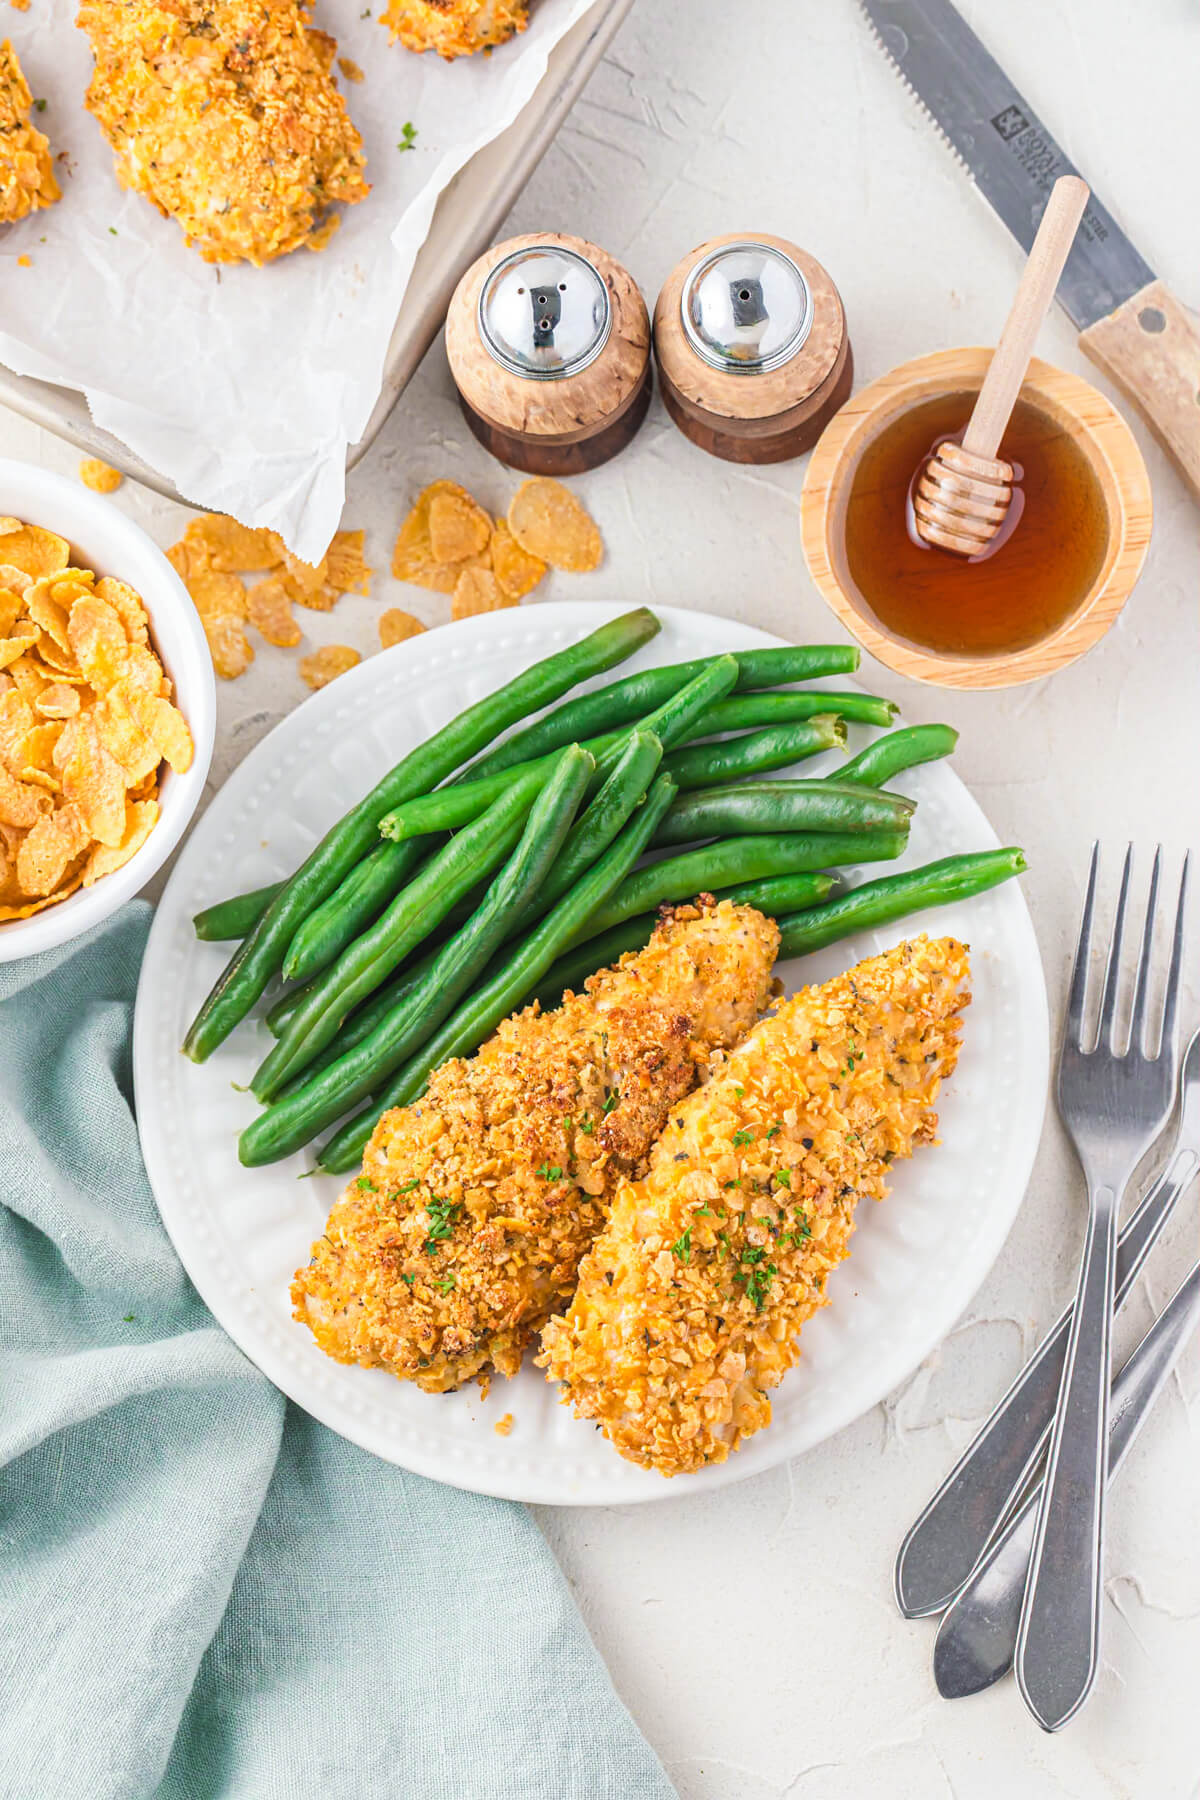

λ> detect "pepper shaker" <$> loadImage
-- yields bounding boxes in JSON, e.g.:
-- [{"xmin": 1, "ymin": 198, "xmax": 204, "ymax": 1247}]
[
  {"xmin": 653, "ymin": 233, "xmax": 853, "ymax": 463},
  {"xmin": 445, "ymin": 232, "xmax": 652, "ymax": 475}
]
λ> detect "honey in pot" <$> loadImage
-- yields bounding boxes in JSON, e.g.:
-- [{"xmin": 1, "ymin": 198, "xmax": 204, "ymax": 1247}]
[{"xmin": 843, "ymin": 392, "xmax": 1109, "ymax": 657}]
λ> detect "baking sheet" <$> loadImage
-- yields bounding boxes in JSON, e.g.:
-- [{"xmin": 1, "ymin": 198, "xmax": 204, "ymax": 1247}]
[{"xmin": 0, "ymin": 0, "xmax": 598, "ymax": 561}]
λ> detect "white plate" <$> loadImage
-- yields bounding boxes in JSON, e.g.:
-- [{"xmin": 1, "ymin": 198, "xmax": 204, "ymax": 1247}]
[{"xmin": 134, "ymin": 604, "xmax": 1048, "ymax": 1505}]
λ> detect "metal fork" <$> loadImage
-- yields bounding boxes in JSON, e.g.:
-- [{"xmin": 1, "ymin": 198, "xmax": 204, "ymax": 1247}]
[{"xmin": 1015, "ymin": 844, "xmax": 1189, "ymax": 1732}]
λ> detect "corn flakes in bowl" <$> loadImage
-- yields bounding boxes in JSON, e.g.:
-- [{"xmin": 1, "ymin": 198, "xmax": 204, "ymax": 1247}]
[{"xmin": 0, "ymin": 460, "xmax": 215, "ymax": 961}]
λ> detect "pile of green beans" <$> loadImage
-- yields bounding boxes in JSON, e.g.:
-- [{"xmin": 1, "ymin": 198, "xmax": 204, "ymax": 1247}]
[{"xmin": 182, "ymin": 607, "xmax": 1026, "ymax": 1173}]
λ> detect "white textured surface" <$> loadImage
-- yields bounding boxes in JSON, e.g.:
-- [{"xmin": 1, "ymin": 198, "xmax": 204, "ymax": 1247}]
[
  {"xmin": 3, "ymin": 0, "xmax": 1198, "ymax": 1788},
  {"xmin": 134, "ymin": 603, "xmax": 1047, "ymax": 1505}
]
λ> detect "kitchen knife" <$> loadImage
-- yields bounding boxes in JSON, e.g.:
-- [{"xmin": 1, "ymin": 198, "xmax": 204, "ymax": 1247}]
[{"xmin": 858, "ymin": 0, "xmax": 1200, "ymax": 502}]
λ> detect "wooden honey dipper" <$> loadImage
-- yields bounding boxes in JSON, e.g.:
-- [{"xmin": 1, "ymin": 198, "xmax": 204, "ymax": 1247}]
[{"xmin": 913, "ymin": 175, "xmax": 1091, "ymax": 557}]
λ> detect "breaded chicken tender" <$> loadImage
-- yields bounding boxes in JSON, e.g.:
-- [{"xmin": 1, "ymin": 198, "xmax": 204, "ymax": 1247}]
[
  {"xmin": 292, "ymin": 899, "xmax": 780, "ymax": 1392},
  {"xmin": 381, "ymin": 0, "xmax": 527, "ymax": 60},
  {"xmin": 539, "ymin": 936, "xmax": 970, "ymax": 1476},
  {"xmin": 78, "ymin": 0, "xmax": 369, "ymax": 264},
  {"xmin": 0, "ymin": 40, "xmax": 59, "ymax": 224}
]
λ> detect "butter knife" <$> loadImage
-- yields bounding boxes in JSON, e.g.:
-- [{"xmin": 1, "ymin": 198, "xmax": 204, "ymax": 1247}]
[{"xmin": 858, "ymin": 0, "xmax": 1200, "ymax": 503}]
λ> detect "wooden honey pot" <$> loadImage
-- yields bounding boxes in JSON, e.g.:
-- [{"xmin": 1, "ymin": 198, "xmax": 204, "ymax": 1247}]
[
  {"xmin": 800, "ymin": 348, "xmax": 1153, "ymax": 689},
  {"xmin": 653, "ymin": 233, "xmax": 853, "ymax": 463},
  {"xmin": 444, "ymin": 232, "xmax": 652, "ymax": 476}
]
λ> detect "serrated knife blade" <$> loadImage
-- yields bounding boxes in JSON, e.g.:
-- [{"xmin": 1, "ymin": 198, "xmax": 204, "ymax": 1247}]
[{"xmin": 859, "ymin": 0, "xmax": 1200, "ymax": 502}]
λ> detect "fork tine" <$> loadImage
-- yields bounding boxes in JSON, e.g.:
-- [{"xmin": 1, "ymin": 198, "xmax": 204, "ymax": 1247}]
[
  {"xmin": 1099, "ymin": 844, "xmax": 1133, "ymax": 1051},
  {"xmin": 1159, "ymin": 852, "xmax": 1190, "ymax": 1062},
  {"xmin": 1129, "ymin": 846, "xmax": 1162, "ymax": 1055},
  {"xmin": 1065, "ymin": 842, "xmax": 1099, "ymax": 1050}
]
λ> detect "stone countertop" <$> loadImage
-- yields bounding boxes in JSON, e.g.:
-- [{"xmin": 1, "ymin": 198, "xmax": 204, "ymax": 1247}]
[{"xmin": 2, "ymin": 1, "xmax": 1197, "ymax": 1793}]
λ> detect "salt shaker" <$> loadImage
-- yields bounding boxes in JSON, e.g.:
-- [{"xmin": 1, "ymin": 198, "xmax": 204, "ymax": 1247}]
[
  {"xmin": 653, "ymin": 233, "xmax": 853, "ymax": 463},
  {"xmin": 444, "ymin": 232, "xmax": 652, "ymax": 475}
]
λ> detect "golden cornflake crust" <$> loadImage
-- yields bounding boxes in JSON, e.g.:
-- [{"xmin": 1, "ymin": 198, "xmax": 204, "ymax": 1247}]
[
  {"xmin": 78, "ymin": 0, "xmax": 370, "ymax": 264},
  {"xmin": 382, "ymin": 0, "xmax": 528, "ymax": 60},
  {"xmin": 451, "ymin": 566, "xmax": 512, "ymax": 621},
  {"xmin": 299, "ymin": 642, "xmax": 359, "ymax": 688},
  {"xmin": 539, "ymin": 936, "xmax": 970, "ymax": 1476},
  {"xmin": 78, "ymin": 459, "xmax": 124, "ymax": 495},
  {"xmin": 0, "ymin": 516, "xmax": 192, "ymax": 920},
  {"xmin": 378, "ymin": 607, "xmax": 425, "ymax": 650},
  {"xmin": 490, "ymin": 517, "xmax": 546, "ymax": 601},
  {"xmin": 0, "ymin": 40, "xmax": 59, "ymax": 225},
  {"xmin": 291, "ymin": 899, "xmax": 780, "ymax": 1394},
  {"xmin": 508, "ymin": 478, "xmax": 602, "ymax": 572}
]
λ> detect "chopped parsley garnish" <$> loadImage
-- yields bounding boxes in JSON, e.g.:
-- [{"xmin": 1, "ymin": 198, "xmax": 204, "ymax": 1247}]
[
  {"xmin": 423, "ymin": 1195, "xmax": 461, "ymax": 1255},
  {"xmin": 108, "ymin": 226, "xmax": 118, "ymax": 235},
  {"xmin": 397, "ymin": 121, "xmax": 418, "ymax": 151},
  {"xmin": 670, "ymin": 1226, "xmax": 692, "ymax": 1264},
  {"xmin": 33, "ymin": 98, "xmax": 46, "ymax": 112},
  {"xmin": 400, "ymin": 1272, "xmax": 416, "ymax": 1285},
  {"xmin": 122, "ymin": 1312, "xmax": 136, "ymax": 1323},
  {"xmin": 397, "ymin": 1177, "xmax": 421, "ymax": 1193},
  {"xmin": 433, "ymin": 1276, "xmax": 455, "ymax": 1293},
  {"xmin": 722, "ymin": 1177, "xmax": 742, "ymax": 1190},
  {"xmin": 693, "ymin": 1205, "xmax": 713, "ymax": 1217},
  {"xmin": 602, "ymin": 1089, "xmax": 620, "ymax": 1115},
  {"xmin": 735, "ymin": 1247, "xmax": 776, "ymax": 1310},
  {"xmin": 765, "ymin": 1122, "xmax": 781, "ymax": 1140},
  {"xmin": 734, "ymin": 1086, "xmax": 744, "ymax": 1097},
  {"xmin": 732, "ymin": 1128, "xmax": 754, "ymax": 1147},
  {"xmin": 716, "ymin": 1231, "xmax": 730, "ymax": 1257},
  {"xmin": 536, "ymin": 1163, "xmax": 564, "ymax": 1182},
  {"xmin": 355, "ymin": 1176, "xmax": 376, "ymax": 1191},
  {"xmin": 576, "ymin": 1113, "xmax": 595, "ymax": 1135},
  {"xmin": 773, "ymin": 1167, "xmax": 792, "ymax": 1188}
]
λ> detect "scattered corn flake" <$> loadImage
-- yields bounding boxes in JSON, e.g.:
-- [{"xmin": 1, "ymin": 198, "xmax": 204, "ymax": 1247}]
[
  {"xmin": 0, "ymin": 525, "xmax": 70, "ymax": 582},
  {"xmin": 185, "ymin": 566, "xmax": 247, "ymax": 622},
  {"xmin": 326, "ymin": 528, "xmax": 372, "ymax": 595},
  {"xmin": 203, "ymin": 614, "xmax": 254, "ymax": 681},
  {"xmin": 337, "ymin": 55, "xmax": 364, "ymax": 81},
  {"xmin": 299, "ymin": 643, "xmax": 360, "ymax": 689},
  {"xmin": 16, "ymin": 803, "xmax": 89, "ymax": 897},
  {"xmin": 182, "ymin": 515, "xmax": 283, "ymax": 574},
  {"xmin": 490, "ymin": 517, "xmax": 547, "ymax": 601},
  {"xmin": 493, "ymin": 1413, "xmax": 514, "ymax": 1438},
  {"xmin": 36, "ymin": 683, "xmax": 81, "ymax": 720},
  {"xmin": 247, "ymin": 576, "xmax": 302, "ymax": 647},
  {"xmin": 451, "ymin": 566, "xmax": 513, "ymax": 621},
  {"xmin": 378, "ymin": 607, "xmax": 426, "ymax": 650},
  {"xmin": 281, "ymin": 549, "xmax": 329, "ymax": 603},
  {"xmin": 428, "ymin": 487, "xmax": 491, "ymax": 565},
  {"xmin": 83, "ymin": 797, "xmax": 159, "ymax": 886},
  {"xmin": 79, "ymin": 459, "xmax": 123, "ymax": 494},
  {"xmin": 507, "ymin": 478, "xmax": 602, "ymax": 572},
  {"xmin": 392, "ymin": 481, "xmax": 492, "ymax": 594},
  {"xmin": 67, "ymin": 594, "xmax": 129, "ymax": 691},
  {"xmin": 96, "ymin": 577, "xmax": 150, "ymax": 644}
]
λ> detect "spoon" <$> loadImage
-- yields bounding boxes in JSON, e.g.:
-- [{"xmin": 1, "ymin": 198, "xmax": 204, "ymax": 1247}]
[{"xmin": 912, "ymin": 175, "xmax": 1090, "ymax": 558}]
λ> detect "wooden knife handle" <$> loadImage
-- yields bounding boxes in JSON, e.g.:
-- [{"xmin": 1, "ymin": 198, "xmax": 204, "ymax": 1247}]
[{"xmin": 1079, "ymin": 278, "xmax": 1200, "ymax": 503}]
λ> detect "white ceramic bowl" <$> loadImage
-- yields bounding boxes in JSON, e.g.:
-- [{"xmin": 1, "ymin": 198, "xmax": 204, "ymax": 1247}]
[{"xmin": 0, "ymin": 459, "xmax": 215, "ymax": 961}]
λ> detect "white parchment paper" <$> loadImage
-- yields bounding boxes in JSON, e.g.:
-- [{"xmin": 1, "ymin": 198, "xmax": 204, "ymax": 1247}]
[{"xmin": 0, "ymin": 0, "xmax": 598, "ymax": 559}]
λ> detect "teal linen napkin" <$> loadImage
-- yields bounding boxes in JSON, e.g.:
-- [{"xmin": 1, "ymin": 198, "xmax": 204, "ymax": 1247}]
[{"xmin": 0, "ymin": 905, "xmax": 676, "ymax": 1800}]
